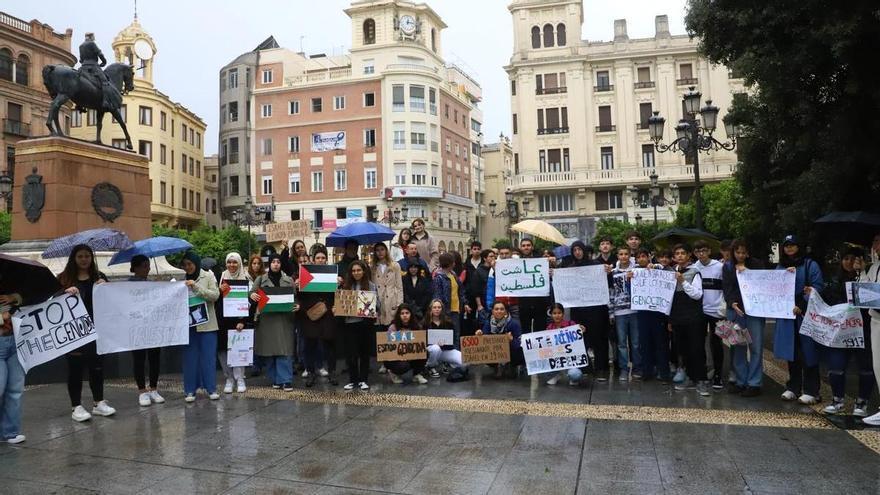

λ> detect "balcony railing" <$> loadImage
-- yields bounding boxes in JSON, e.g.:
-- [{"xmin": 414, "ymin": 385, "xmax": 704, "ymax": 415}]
[
  {"xmin": 537, "ymin": 127, "xmax": 569, "ymax": 135},
  {"xmin": 677, "ymin": 77, "xmax": 699, "ymax": 85},
  {"xmin": 386, "ymin": 63, "xmax": 439, "ymax": 74},
  {"xmin": 595, "ymin": 125, "xmax": 616, "ymax": 133},
  {"xmin": 594, "ymin": 84, "xmax": 614, "ymax": 92},
  {"xmin": 536, "ymin": 87, "xmax": 567, "ymax": 95},
  {"xmin": 505, "ymin": 162, "xmax": 738, "ymax": 189},
  {"xmin": 635, "ymin": 122, "xmax": 649, "ymax": 130},
  {"xmin": 228, "ymin": 152, "xmax": 239, "ymax": 164},
  {"xmin": 634, "ymin": 81, "xmax": 655, "ymax": 89},
  {"xmin": 3, "ymin": 119, "xmax": 29, "ymax": 137}
]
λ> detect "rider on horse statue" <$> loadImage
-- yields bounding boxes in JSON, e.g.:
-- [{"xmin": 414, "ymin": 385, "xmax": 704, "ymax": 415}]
[{"xmin": 77, "ymin": 33, "xmax": 122, "ymax": 111}]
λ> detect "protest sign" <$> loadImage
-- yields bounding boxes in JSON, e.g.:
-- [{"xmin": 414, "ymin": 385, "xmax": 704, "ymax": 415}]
[
  {"xmin": 629, "ymin": 269, "xmax": 676, "ymax": 315},
  {"xmin": 521, "ymin": 325, "xmax": 589, "ymax": 375},
  {"xmin": 13, "ymin": 294, "xmax": 94, "ymax": 373},
  {"xmin": 257, "ymin": 287, "xmax": 295, "ymax": 313},
  {"xmin": 552, "ymin": 265, "xmax": 610, "ymax": 308},
  {"xmin": 333, "ymin": 290, "xmax": 378, "ymax": 318},
  {"xmin": 738, "ymin": 269, "xmax": 796, "ymax": 320},
  {"xmin": 299, "ymin": 265, "xmax": 338, "ymax": 293},
  {"xmin": 799, "ymin": 291, "xmax": 865, "ymax": 348},
  {"xmin": 222, "ymin": 279, "xmax": 250, "ymax": 318},
  {"xmin": 609, "ymin": 272, "xmax": 630, "ymax": 313},
  {"xmin": 376, "ymin": 330, "xmax": 427, "ymax": 361},
  {"xmin": 460, "ymin": 334, "xmax": 511, "ymax": 364},
  {"xmin": 188, "ymin": 293, "xmax": 209, "ymax": 326},
  {"xmin": 851, "ymin": 282, "xmax": 880, "ymax": 309},
  {"xmin": 427, "ymin": 329, "xmax": 454, "ymax": 347},
  {"xmin": 495, "ymin": 258, "xmax": 550, "ymax": 297},
  {"xmin": 94, "ymin": 282, "xmax": 189, "ymax": 355},
  {"xmin": 227, "ymin": 329, "xmax": 255, "ymax": 366},
  {"xmin": 265, "ymin": 220, "xmax": 312, "ymax": 243}
]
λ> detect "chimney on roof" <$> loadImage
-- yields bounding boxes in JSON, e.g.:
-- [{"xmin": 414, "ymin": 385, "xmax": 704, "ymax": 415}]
[
  {"xmin": 655, "ymin": 15, "xmax": 670, "ymax": 38},
  {"xmin": 614, "ymin": 19, "xmax": 628, "ymax": 42}
]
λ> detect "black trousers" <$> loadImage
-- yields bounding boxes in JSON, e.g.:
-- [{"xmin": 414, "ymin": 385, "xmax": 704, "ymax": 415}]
[
  {"xmin": 132, "ymin": 347, "xmax": 160, "ymax": 390},
  {"xmin": 343, "ymin": 320, "xmax": 374, "ymax": 384},
  {"xmin": 673, "ymin": 319, "xmax": 707, "ymax": 382},
  {"xmin": 787, "ymin": 330, "xmax": 820, "ymax": 397},
  {"xmin": 387, "ymin": 360, "xmax": 426, "ymax": 376},
  {"xmin": 67, "ymin": 341, "xmax": 103, "ymax": 407},
  {"xmin": 704, "ymin": 315, "xmax": 725, "ymax": 378},
  {"xmin": 573, "ymin": 306, "xmax": 611, "ymax": 372},
  {"xmin": 518, "ymin": 297, "xmax": 548, "ymax": 334},
  {"xmin": 304, "ymin": 337, "xmax": 337, "ymax": 373}
]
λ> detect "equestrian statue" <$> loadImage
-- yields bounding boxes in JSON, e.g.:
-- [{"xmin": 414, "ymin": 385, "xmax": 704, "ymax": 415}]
[{"xmin": 42, "ymin": 33, "xmax": 135, "ymax": 149}]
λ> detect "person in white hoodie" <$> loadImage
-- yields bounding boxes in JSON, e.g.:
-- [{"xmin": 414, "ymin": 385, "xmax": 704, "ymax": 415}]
[
  {"xmin": 693, "ymin": 240, "xmax": 727, "ymax": 390},
  {"xmin": 864, "ymin": 233, "xmax": 880, "ymax": 426}
]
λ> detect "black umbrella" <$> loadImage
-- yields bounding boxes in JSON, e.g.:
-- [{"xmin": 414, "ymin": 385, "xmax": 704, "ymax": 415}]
[
  {"xmin": 651, "ymin": 228, "xmax": 720, "ymax": 251},
  {"xmin": 0, "ymin": 253, "xmax": 62, "ymax": 305},
  {"xmin": 814, "ymin": 211, "xmax": 880, "ymax": 245},
  {"xmin": 201, "ymin": 257, "xmax": 218, "ymax": 271}
]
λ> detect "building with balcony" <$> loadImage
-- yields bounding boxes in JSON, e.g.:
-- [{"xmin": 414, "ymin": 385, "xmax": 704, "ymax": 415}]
[
  {"xmin": 505, "ymin": 0, "xmax": 744, "ymax": 240},
  {"xmin": 203, "ymin": 154, "xmax": 221, "ymax": 229},
  {"xmin": 0, "ymin": 11, "xmax": 76, "ymax": 210},
  {"xmin": 481, "ymin": 136, "xmax": 514, "ymax": 245},
  {"xmin": 220, "ymin": 0, "xmax": 481, "ymax": 249},
  {"xmin": 69, "ymin": 16, "xmax": 207, "ymax": 229}
]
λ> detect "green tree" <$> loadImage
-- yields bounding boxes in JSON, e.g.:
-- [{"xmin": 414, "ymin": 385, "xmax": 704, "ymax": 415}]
[
  {"xmin": 592, "ymin": 218, "xmax": 673, "ymax": 252},
  {"xmin": 0, "ymin": 211, "xmax": 10, "ymax": 245},
  {"xmin": 151, "ymin": 223, "xmax": 257, "ymax": 266},
  {"xmin": 685, "ymin": 1, "xmax": 880, "ymax": 248},
  {"xmin": 674, "ymin": 180, "xmax": 758, "ymax": 241}
]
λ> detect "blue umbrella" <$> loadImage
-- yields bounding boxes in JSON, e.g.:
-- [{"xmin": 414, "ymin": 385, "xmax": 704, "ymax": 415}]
[
  {"xmin": 326, "ymin": 222, "xmax": 395, "ymax": 247},
  {"xmin": 108, "ymin": 236, "xmax": 194, "ymax": 265},
  {"xmin": 42, "ymin": 228, "xmax": 135, "ymax": 259}
]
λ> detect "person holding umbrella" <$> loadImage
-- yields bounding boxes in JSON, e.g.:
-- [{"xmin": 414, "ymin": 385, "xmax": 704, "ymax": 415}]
[
  {"xmin": 128, "ymin": 255, "xmax": 165, "ymax": 407},
  {"xmin": 180, "ymin": 250, "xmax": 221, "ymax": 402}
]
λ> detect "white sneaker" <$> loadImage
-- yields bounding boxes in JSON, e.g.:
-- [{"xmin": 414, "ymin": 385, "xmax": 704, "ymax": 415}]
[
  {"xmin": 224, "ymin": 379, "xmax": 234, "ymax": 394},
  {"xmin": 184, "ymin": 394, "xmax": 196, "ymax": 403},
  {"xmin": 389, "ymin": 373, "xmax": 403, "ymax": 384},
  {"xmin": 728, "ymin": 370, "xmax": 737, "ymax": 384},
  {"xmin": 301, "ymin": 370, "xmax": 310, "ymax": 378},
  {"xmin": 359, "ymin": 381, "xmax": 370, "ymax": 391},
  {"xmin": 209, "ymin": 392, "xmax": 220, "ymax": 400},
  {"xmin": 378, "ymin": 365, "xmax": 387, "ymax": 374},
  {"xmin": 545, "ymin": 374, "xmax": 560, "ymax": 386},
  {"xmin": 72, "ymin": 405, "xmax": 91, "ymax": 422},
  {"xmin": 854, "ymin": 401, "xmax": 869, "ymax": 418},
  {"xmin": 798, "ymin": 394, "xmax": 819, "ymax": 405},
  {"xmin": 149, "ymin": 390, "xmax": 165, "ymax": 404},
  {"xmin": 6, "ymin": 434, "xmax": 25, "ymax": 444},
  {"xmin": 92, "ymin": 401, "xmax": 116, "ymax": 417},
  {"xmin": 318, "ymin": 368, "xmax": 329, "ymax": 377},
  {"xmin": 343, "ymin": 382, "xmax": 355, "ymax": 390},
  {"xmin": 823, "ymin": 398, "xmax": 845, "ymax": 415},
  {"xmin": 138, "ymin": 392, "xmax": 151, "ymax": 407},
  {"xmin": 862, "ymin": 411, "xmax": 880, "ymax": 426},
  {"xmin": 780, "ymin": 390, "xmax": 797, "ymax": 401},
  {"xmin": 236, "ymin": 379, "xmax": 247, "ymax": 393},
  {"xmin": 415, "ymin": 374, "xmax": 428, "ymax": 385}
]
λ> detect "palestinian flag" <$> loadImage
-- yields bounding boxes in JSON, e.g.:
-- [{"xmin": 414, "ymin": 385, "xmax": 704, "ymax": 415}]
[
  {"xmin": 299, "ymin": 264, "xmax": 338, "ymax": 293},
  {"xmin": 256, "ymin": 287, "xmax": 295, "ymax": 313}
]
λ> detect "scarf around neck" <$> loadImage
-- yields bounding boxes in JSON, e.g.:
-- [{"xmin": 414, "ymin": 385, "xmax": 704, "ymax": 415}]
[{"xmin": 489, "ymin": 314, "xmax": 511, "ymax": 334}]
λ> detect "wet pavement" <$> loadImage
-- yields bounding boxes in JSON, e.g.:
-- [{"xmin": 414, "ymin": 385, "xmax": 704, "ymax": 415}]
[{"xmin": 2, "ymin": 356, "xmax": 879, "ymax": 494}]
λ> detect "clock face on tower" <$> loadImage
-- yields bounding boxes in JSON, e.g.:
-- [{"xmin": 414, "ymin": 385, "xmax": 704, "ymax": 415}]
[{"xmin": 399, "ymin": 15, "xmax": 417, "ymax": 35}]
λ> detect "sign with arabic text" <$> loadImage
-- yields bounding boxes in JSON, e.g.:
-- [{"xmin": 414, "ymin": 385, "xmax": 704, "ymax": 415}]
[{"xmin": 494, "ymin": 258, "xmax": 550, "ymax": 297}]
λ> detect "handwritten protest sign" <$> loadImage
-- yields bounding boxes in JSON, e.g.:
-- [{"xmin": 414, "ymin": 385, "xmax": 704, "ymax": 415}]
[
  {"xmin": 222, "ymin": 279, "xmax": 250, "ymax": 318},
  {"xmin": 521, "ymin": 325, "xmax": 589, "ymax": 375},
  {"xmin": 460, "ymin": 334, "xmax": 511, "ymax": 364},
  {"xmin": 227, "ymin": 329, "xmax": 255, "ymax": 366},
  {"xmin": 376, "ymin": 330, "xmax": 427, "ymax": 361},
  {"xmin": 799, "ymin": 291, "xmax": 864, "ymax": 348},
  {"xmin": 13, "ymin": 294, "xmax": 95, "ymax": 373},
  {"xmin": 630, "ymin": 269, "xmax": 676, "ymax": 315},
  {"xmin": 189, "ymin": 293, "xmax": 209, "ymax": 326},
  {"xmin": 333, "ymin": 290, "xmax": 378, "ymax": 318},
  {"xmin": 93, "ymin": 282, "xmax": 189, "ymax": 355},
  {"xmin": 265, "ymin": 220, "xmax": 312, "ymax": 243},
  {"xmin": 552, "ymin": 265, "xmax": 610, "ymax": 308},
  {"xmin": 609, "ymin": 272, "xmax": 630, "ymax": 313},
  {"xmin": 495, "ymin": 258, "xmax": 550, "ymax": 297},
  {"xmin": 851, "ymin": 282, "xmax": 880, "ymax": 309},
  {"xmin": 738, "ymin": 269, "xmax": 796, "ymax": 319},
  {"xmin": 427, "ymin": 329, "xmax": 454, "ymax": 347}
]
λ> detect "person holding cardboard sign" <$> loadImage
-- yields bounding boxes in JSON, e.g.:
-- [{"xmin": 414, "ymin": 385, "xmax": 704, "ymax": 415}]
[
  {"xmin": 181, "ymin": 250, "xmax": 221, "ymax": 403},
  {"xmin": 340, "ymin": 260, "xmax": 379, "ymax": 391},
  {"xmin": 218, "ymin": 252, "xmax": 254, "ymax": 394},
  {"xmin": 424, "ymin": 299, "xmax": 466, "ymax": 378},
  {"xmin": 477, "ymin": 301, "xmax": 524, "ymax": 378},
  {"xmin": 543, "ymin": 304, "xmax": 587, "ymax": 386},
  {"xmin": 385, "ymin": 304, "xmax": 428, "ymax": 384}
]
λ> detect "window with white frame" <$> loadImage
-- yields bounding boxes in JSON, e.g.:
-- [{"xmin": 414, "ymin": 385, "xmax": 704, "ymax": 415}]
[
  {"xmin": 333, "ymin": 95, "xmax": 346, "ymax": 110},
  {"xmin": 363, "ymin": 92, "xmax": 375, "ymax": 107},
  {"xmin": 289, "ymin": 172, "xmax": 301, "ymax": 193},
  {"xmin": 411, "ymin": 162, "xmax": 427, "ymax": 185},
  {"xmin": 410, "ymin": 122, "xmax": 427, "ymax": 150},
  {"xmin": 311, "ymin": 97, "xmax": 322, "ymax": 112},
  {"xmin": 363, "ymin": 59, "xmax": 375, "ymax": 74},
  {"xmin": 289, "ymin": 100, "xmax": 299, "ymax": 115},
  {"xmin": 410, "ymin": 85, "xmax": 426, "ymax": 112},
  {"xmin": 364, "ymin": 128, "xmax": 376, "ymax": 148},
  {"xmin": 430, "ymin": 124, "xmax": 439, "ymax": 152},
  {"xmin": 394, "ymin": 163, "xmax": 407, "ymax": 185},
  {"xmin": 454, "ymin": 143, "xmax": 460, "ymax": 157},
  {"xmin": 364, "ymin": 168, "xmax": 377, "ymax": 189},
  {"xmin": 456, "ymin": 176, "xmax": 461, "ymax": 195},
  {"xmin": 262, "ymin": 69, "xmax": 273, "ymax": 84},
  {"xmin": 431, "ymin": 164, "xmax": 439, "ymax": 186},
  {"xmin": 600, "ymin": 146, "xmax": 614, "ymax": 170},
  {"xmin": 262, "ymin": 138, "xmax": 273, "ymax": 155},
  {"xmin": 311, "ymin": 171, "xmax": 323, "ymax": 192},
  {"xmin": 446, "ymin": 173, "xmax": 452, "ymax": 193},
  {"xmin": 641, "ymin": 144, "xmax": 655, "ymax": 168},
  {"xmin": 289, "ymin": 136, "xmax": 300, "ymax": 153},
  {"xmin": 393, "ymin": 122, "xmax": 406, "ymax": 149},
  {"xmin": 539, "ymin": 193, "xmax": 574, "ymax": 213},
  {"xmin": 262, "ymin": 176, "xmax": 273, "ymax": 195},
  {"xmin": 392, "ymin": 85, "xmax": 405, "ymax": 111},
  {"xmin": 334, "ymin": 169, "xmax": 347, "ymax": 191},
  {"xmin": 229, "ymin": 101, "xmax": 238, "ymax": 122},
  {"xmin": 261, "ymin": 104, "xmax": 272, "ymax": 118},
  {"xmin": 445, "ymin": 138, "xmax": 451, "ymax": 152},
  {"xmin": 228, "ymin": 68, "xmax": 238, "ymax": 89},
  {"xmin": 429, "ymin": 87, "xmax": 437, "ymax": 115}
]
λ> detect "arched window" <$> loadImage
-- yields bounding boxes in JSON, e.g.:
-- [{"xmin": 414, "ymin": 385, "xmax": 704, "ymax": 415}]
[
  {"xmin": 531, "ymin": 26, "xmax": 541, "ymax": 49},
  {"xmin": 431, "ymin": 28, "xmax": 437, "ymax": 52},
  {"xmin": 15, "ymin": 54, "xmax": 29, "ymax": 86},
  {"xmin": 0, "ymin": 49, "xmax": 12, "ymax": 81},
  {"xmin": 363, "ymin": 18, "xmax": 376, "ymax": 45},
  {"xmin": 543, "ymin": 24, "xmax": 555, "ymax": 48},
  {"xmin": 557, "ymin": 23, "xmax": 566, "ymax": 46}
]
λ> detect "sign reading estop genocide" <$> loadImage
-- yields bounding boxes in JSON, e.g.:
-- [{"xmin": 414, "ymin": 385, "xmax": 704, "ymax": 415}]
[
  {"xmin": 376, "ymin": 331, "xmax": 427, "ymax": 361},
  {"xmin": 12, "ymin": 294, "xmax": 95, "ymax": 373}
]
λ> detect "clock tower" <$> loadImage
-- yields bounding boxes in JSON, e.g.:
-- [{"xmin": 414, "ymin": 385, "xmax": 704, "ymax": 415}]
[
  {"xmin": 111, "ymin": 15, "xmax": 157, "ymax": 84},
  {"xmin": 346, "ymin": 1, "xmax": 446, "ymax": 56}
]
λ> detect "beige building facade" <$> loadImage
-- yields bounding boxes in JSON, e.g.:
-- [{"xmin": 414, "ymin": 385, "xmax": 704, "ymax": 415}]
[
  {"xmin": 203, "ymin": 154, "xmax": 221, "ymax": 229},
  {"xmin": 69, "ymin": 17, "xmax": 207, "ymax": 229},
  {"xmin": 481, "ymin": 136, "xmax": 514, "ymax": 246},
  {"xmin": 506, "ymin": 0, "xmax": 744, "ymax": 240}
]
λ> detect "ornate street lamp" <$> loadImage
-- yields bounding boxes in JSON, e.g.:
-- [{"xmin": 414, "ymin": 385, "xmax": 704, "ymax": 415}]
[{"xmin": 0, "ymin": 173, "xmax": 12, "ymax": 212}]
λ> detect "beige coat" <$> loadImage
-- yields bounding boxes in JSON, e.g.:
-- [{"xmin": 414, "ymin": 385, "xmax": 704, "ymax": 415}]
[
  {"xmin": 412, "ymin": 231, "xmax": 439, "ymax": 272},
  {"xmin": 372, "ymin": 261, "xmax": 403, "ymax": 326},
  {"xmin": 190, "ymin": 269, "xmax": 220, "ymax": 332}
]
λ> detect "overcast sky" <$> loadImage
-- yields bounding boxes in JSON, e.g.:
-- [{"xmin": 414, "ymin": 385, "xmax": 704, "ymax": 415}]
[{"xmin": 7, "ymin": 0, "xmax": 688, "ymax": 154}]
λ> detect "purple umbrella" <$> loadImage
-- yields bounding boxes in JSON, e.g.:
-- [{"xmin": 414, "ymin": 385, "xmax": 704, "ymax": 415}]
[{"xmin": 42, "ymin": 228, "xmax": 134, "ymax": 259}]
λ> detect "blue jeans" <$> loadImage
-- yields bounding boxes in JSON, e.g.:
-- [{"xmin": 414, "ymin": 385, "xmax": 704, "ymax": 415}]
[
  {"xmin": 263, "ymin": 356, "xmax": 293, "ymax": 385},
  {"xmin": 729, "ymin": 309, "xmax": 765, "ymax": 387},
  {"xmin": 615, "ymin": 313, "xmax": 641, "ymax": 373},
  {"xmin": 183, "ymin": 329, "xmax": 217, "ymax": 395},
  {"xmin": 637, "ymin": 311, "xmax": 670, "ymax": 379},
  {"xmin": 0, "ymin": 335, "xmax": 24, "ymax": 439}
]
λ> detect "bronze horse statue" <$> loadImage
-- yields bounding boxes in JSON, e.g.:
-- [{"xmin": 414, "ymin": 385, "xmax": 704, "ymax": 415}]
[{"xmin": 42, "ymin": 63, "xmax": 135, "ymax": 149}]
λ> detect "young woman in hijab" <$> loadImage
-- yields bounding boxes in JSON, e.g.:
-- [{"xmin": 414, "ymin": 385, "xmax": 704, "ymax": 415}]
[
  {"xmin": 58, "ymin": 244, "xmax": 115, "ymax": 421},
  {"xmin": 218, "ymin": 252, "xmax": 255, "ymax": 394},
  {"xmin": 181, "ymin": 250, "xmax": 221, "ymax": 402},
  {"xmin": 298, "ymin": 249, "xmax": 338, "ymax": 387},
  {"xmin": 341, "ymin": 260, "xmax": 379, "ymax": 391},
  {"xmin": 251, "ymin": 254, "xmax": 297, "ymax": 391},
  {"xmin": 128, "ymin": 255, "xmax": 165, "ymax": 407}
]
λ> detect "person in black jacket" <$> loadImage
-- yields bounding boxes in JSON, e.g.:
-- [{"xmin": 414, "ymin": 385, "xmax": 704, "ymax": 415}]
[
  {"xmin": 563, "ymin": 240, "xmax": 613, "ymax": 381},
  {"xmin": 464, "ymin": 243, "xmax": 487, "ymax": 336},
  {"xmin": 518, "ymin": 238, "xmax": 549, "ymax": 333},
  {"xmin": 721, "ymin": 239, "xmax": 766, "ymax": 397},
  {"xmin": 402, "ymin": 259, "xmax": 432, "ymax": 319}
]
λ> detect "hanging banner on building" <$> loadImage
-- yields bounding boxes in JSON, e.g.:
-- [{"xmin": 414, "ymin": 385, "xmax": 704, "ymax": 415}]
[
  {"xmin": 799, "ymin": 291, "xmax": 865, "ymax": 348},
  {"xmin": 552, "ymin": 265, "xmax": 609, "ymax": 308},
  {"xmin": 376, "ymin": 330, "xmax": 427, "ymax": 361},
  {"xmin": 227, "ymin": 329, "xmax": 255, "ymax": 367},
  {"xmin": 311, "ymin": 131, "xmax": 346, "ymax": 152},
  {"xmin": 630, "ymin": 268, "xmax": 677, "ymax": 315},
  {"xmin": 521, "ymin": 325, "xmax": 589, "ymax": 375},
  {"xmin": 13, "ymin": 294, "xmax": 95, "ymax": 373},
  {"xmin": 737, "ymin": 269, "xmax": 796, "ymax": 320},
  {"xmin": 93, "ymin": 282, "xmax": 189, "ymax": 354},
  {"xmin": 494, "ymin": 258, "xmax": 550, "ymax": 297}
]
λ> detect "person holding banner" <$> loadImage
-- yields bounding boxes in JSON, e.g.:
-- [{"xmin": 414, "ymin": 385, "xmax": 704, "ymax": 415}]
[
  {"xmin": 218, "ymin": 252, "xmax": 254, "ymax": 394},
  {"xmin": 865, "ymin": 233, "xmax": 880, "ymax": 425},
  {"xmin": 518, "ymin": 239, "xmax": 549, "ymax": 334},
  {"xmin": 341, "ymin": 260, "xmax": 379, "ymax": 390},
  {"xmin": 298, "ymin": 249, "xmax": 338, "ymax": 387},
  {"xmin": 478, "ymin": 301, "xmax": 524, "ymax": 378},
  {"xmin": 0, "ymin": 293, "xmax": 25, "ymax": 443},
  {"xmin": 722, "ymin": 239, "xmax": 766, "ymax": 397},
  {"xmin": 58, "ymin": 245, "xmax": 116, "ymax": 421},
  {"xmin": 544, "ymin": 303, "xmax": 587, "ymax": 386},
  {"xmin": 386, "ymin": 304, "xmax": 428, "ymax": 384},
  {"xmin": 180, "ymin": 250, "xmax": 221, "ymax": 402},
  {"xmin": 633, "ymin": 249, "xmax": 672, "ymax": 383},
  {"xmin": 424, "ymin": 299, "xmax": 466, "ymax": 378},
  {"xmin": 562, "ymin": 241, "xmax": 612, "ymax": 382},
  {"xmin": 251, "ymin": 254, "xmax": 296, "ymax": 392},
  {"xmin": 612, "ymin": 246, "xmax": 641, "ymax": 381},
  {"xmin": 777, "ymin": 235, "xmax": 824, "ymax": 405},
  {"xmin": 127, "ymin": 255, "xmax": 165, "ymax": 407},
  {"xmin": 669, "ymin": 244, "xmax": 711, "ymax": 397}
]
